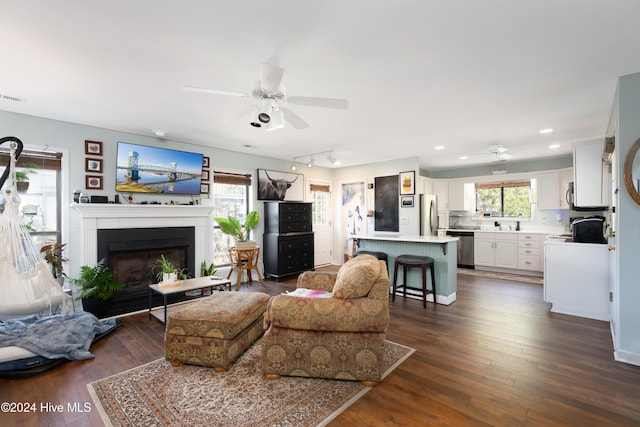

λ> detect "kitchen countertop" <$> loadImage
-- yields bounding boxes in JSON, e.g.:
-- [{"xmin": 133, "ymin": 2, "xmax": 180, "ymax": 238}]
[
  {"xmin": 448, "ymin": 228, "xmax": 557, "ymax": 235},
  {"xmin": 354, "ymin": 233, "xmax": 457, "ymax": 243}
]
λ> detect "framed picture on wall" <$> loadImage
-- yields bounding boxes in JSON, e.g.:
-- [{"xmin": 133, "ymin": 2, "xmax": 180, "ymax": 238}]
[
  {"xmin": 200, "ymin": 183, "xmax": 210, "ymax": 194},
  {"xmin": 202, "ymin": 156, "xmax": 210, "ymax": 168},
  {"xmin": 401, "ymin": 195, "xmax": 414, "ymax": 207},
  {"xmin": 85, "ymin": 175, "xmax": 103, "ymax": 190},
  {"xmin": 257, "ymin": 169, "xmax": 304, "ymax": 201},
  {"xmin": 85, "ymin": 158, "xmax": 103, "ymax": 173},
  {"xmin": 85, "ymin": 140, "xmax": 103, "ymax": 156},
  {"xmin": 201, "ymin": 170, "xmax": 210, "ymax": 181},
  {"xmin": 399, "ymin": 171, "xmax": 415, "ymax": 195}
]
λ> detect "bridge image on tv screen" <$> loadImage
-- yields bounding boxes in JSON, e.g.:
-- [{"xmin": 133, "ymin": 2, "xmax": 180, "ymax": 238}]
[{"xmin": 115, "ymin": 142, "xmax": 204, "ymax": 195}]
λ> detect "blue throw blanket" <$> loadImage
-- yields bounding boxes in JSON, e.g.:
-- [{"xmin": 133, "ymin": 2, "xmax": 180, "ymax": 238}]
[{"xmin": 0, "ymin": 312, "xmax": 118, "ymax": 360}]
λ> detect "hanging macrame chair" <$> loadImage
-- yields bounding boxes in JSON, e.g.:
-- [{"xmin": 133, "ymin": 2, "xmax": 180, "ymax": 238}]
[{"xmin": 0, "ymin": 136, "xmax": 72, "ymax": 318}]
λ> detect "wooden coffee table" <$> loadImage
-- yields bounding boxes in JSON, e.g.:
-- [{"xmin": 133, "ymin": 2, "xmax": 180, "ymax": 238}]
[{"xmin": 148, "ymin": 276, "xmax": 232, "ymax": 325}]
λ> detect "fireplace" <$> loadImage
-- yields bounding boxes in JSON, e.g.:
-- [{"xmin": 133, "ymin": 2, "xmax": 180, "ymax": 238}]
[
  {"xmin": 72, "ymin": 204, "xmax": 215, "ymax": 316},
  {"xmin": 96, "ymin": 227, "xmax": 196, "ymax": 316}
]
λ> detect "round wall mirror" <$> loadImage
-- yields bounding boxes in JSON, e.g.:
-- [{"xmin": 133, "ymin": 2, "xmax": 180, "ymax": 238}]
[{"xmin": 623, "ymin": 137, "xmax": 640, "ymax": 205}]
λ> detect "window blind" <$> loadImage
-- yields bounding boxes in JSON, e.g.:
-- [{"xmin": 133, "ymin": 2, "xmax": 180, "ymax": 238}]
[{"xmin": 213, "ymin": 171, "xmax": 252, "ymax": 185}]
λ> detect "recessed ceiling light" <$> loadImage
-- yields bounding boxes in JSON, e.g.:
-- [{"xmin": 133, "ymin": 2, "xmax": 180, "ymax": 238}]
[
  {"xmin": 434, "ymin": 145, "xmax": 445, "ymax": 150},
  {"xmin": 459, "ymin": 156, "xmax": 468, "ymax": 160},
  {"xmin": 153, "ymin": 129, "xmax": 166, "ymax": 137},
  {"xmin": 539, "ymin": 128, "xmax": 554, "ymax": 134},
  {"xmin": 549, "ymin": 144, "xmax": 560, "ymax": 149}
]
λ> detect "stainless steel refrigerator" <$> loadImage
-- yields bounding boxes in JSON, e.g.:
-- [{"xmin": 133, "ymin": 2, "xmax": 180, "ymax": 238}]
[{"xmin": 419, "ymin": 194, "xmax": 438, "ymax": 236}]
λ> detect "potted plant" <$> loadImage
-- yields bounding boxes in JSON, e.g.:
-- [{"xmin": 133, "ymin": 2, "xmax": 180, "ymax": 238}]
[
  {"xmin": 40, "ymin": 240, "xmax": 69, "ymax": 284},
  {"xmin": 15, "ymin": 162, "xmax": 40, "ymax": 193},
  {"xmin": 154, "ymin": 254, "xmax": 179, "ymax": 284},
  {"xmin": 200, "ymin": 260, "xmax": 217, "ymax": 277},
  {"xmin": 69, "ymin": 258, "xmax": 125, "ymax": 318},
  {"xmin": 214, "ymin": 211, "xmax": 260, "ymax": 248}
]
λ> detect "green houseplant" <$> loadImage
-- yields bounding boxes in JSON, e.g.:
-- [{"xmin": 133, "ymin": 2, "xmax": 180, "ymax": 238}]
[
  {"xmin": 214, "ymin": 211, "xmax": 260, "ymax": 248},
  {"xmin": 70, "ymin": 258, "xmax": 125, "ymax": 318},
  {"xmin": 154, "ymin": 254, "xmax": 179, "ymax": 284},
  {"xmin": 200, "ymin": 260, "xmax": 217, "ymax": 277},
  {"xmin": 40, "ymin": 240, "xmax": 69, "ymax": 281},
  {"xmin": 15, "ymin": 161, "xmax": 40, "ymax": 193}
]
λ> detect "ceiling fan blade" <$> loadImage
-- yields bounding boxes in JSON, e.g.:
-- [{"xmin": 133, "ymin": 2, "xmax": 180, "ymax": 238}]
[
  {"xmin": 259, "ymin": 63, "xmax": 284, "ymax": 93},
  {"xmin": 280, "ymin": 107, "xmax": 310, "ymax": 130},
  {"xmin": 180, "ymin": 85, "xmax": 248, "ymax": 97},
  {"xmin": 286, "ymin": 96, "xmax": 349, "ymax": 110}
]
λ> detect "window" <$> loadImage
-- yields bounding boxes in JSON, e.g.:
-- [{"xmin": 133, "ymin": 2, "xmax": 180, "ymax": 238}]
[
  {"xmin": 0, "ymin": 148, "xmax": 62, "ymax": 249},
  {"xmin": 310, "ymin": 183, "xmax": 330, "ymax": 226},
  {"xmin": 211, "ymin": 171, "xmax": 251, "ymax": 266},
  {"xmin": 475, "ymin": 180, "xmax": 531, "ymax": 218}
]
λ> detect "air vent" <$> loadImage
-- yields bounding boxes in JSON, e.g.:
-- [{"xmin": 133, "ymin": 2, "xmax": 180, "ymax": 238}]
[{"xmin": 1, "ymin": 93, "xmax": 25, "ymax": 103}]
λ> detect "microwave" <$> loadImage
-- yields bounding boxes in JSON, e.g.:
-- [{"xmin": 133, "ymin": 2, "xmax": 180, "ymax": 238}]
[{"xmin": 571, "ymin": 216, "xmax": 607, "ymax": 244}]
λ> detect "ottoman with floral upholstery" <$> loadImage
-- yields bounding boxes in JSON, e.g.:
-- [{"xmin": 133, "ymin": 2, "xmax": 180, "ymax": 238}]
[
  {"xmin": 165, "ymin": 291, "xmax": 270, "ymax": 371},
  {"xmin": 262, "ymin": 254, "xmax": 390, "ymax": 386}
]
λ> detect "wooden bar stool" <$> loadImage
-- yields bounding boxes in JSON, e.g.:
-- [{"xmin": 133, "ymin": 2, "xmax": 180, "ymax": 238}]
[
  {"xmin": 227, "ymin": 246, "xmax": 265, "ymax": 291},
  {"xmin": 392, "ymin": 254, "xmax": 436, "ymax": 308}
]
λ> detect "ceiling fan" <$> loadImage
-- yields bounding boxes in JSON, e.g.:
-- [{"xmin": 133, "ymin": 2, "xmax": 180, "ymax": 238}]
[
  {"xmin": 463, "ymin": 144, "xmax": 513, "ymax": 161},
  {"xmin": 181, "ymin": 63, "xmax": 349, "ymax": 130}
]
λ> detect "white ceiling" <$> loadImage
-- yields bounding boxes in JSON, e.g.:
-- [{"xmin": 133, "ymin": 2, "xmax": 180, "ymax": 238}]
[{"xmin": 2, "ymin": 1, "xmax": 640, "ymax": 170}]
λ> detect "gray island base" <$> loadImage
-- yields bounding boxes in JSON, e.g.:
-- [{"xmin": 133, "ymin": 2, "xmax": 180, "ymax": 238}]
[{"xmin": 354, "ymin": 234, "xmax": 458, "ymax": 305}]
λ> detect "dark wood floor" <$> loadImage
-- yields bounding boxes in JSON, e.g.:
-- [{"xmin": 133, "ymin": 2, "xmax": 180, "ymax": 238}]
[{"xmin": 2, "ymin": 270, "xmax": 640, "ymax": 426}]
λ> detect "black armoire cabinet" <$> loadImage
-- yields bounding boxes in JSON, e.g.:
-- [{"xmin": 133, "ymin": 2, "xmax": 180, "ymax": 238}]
[{"xmin": 263, "ymin": 201, "xmax": 314, "ymax": 279}]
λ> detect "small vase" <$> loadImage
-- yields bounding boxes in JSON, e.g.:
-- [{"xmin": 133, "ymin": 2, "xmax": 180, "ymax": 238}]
[{"xmin": 163, "ymin": 272, "xmax": 177, "ymax": 284}]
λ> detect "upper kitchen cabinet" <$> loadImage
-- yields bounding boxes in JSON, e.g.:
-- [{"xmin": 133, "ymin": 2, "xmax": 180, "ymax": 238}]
[
  {"xmin": 433, "ymin": 180, "xmax": 449, "ymax": 210},
  {"xmin": 448, "ymin": 181, "xmax": 476, "ymax": 211},
  {"xmin": 573, "ymin": 140, "xmax": 608, "ymax": 208},
  {"xmin": 536, "ymin": 168, "xmax": 573, "ymax": 210}
]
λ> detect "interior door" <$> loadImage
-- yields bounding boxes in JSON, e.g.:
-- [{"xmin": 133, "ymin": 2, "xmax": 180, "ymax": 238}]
[{"xmin": 310, "ymin": 182, "xmax": 332, "ymax": 266}]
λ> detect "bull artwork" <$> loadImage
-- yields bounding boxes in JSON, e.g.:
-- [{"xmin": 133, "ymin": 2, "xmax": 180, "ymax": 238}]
[{"xmin": 257, "ymin": 169, "xmax": 303, "ymax": 201}]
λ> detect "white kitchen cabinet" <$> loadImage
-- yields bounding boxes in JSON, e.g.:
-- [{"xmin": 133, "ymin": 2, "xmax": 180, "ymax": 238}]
[
  {"xmin": 448, "ymin": 181, "xmax": 465, "ymax": 211},
  {"xmin": 535, "ymin": 168, "xmax": 573, "ymax": 210},
  {"xmin": 544, "ymin": 239, "xmax": 610, "ymax": 321},
  {"xmin": 574, "ymin": 140, "xmax": 606, "ymax": 207},
  {"xmin": 536, "ymin": 172, "xmax": 561, "ymax": 210},
  {"xmin": 517, "ymin": 233, "xmax": 542, "ymax": 272},
  {"xmin": 474, "ymin": 232, "xmax": 518, "ymax": 269},
  {"xmin": 433, "ymin": 180, "xmax": 448, "ymax": 210}
]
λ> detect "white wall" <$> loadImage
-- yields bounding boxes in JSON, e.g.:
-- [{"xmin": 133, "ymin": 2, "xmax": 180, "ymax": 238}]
[
  {"xmin": 613, "ymin": 72, "xmax": 640, "ymax": 362},
  {"xmin": 0, "ymin": 110, "xmax": 332, "ymax": 279},
  {"xmin": 331, "ymin": 157, "xmax": 420, "ymax": 264}
]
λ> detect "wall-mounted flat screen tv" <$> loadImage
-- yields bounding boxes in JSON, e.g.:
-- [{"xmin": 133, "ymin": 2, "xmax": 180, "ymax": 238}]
[{"xmin": 115, "ymin": 142, "xmax": 204, "ymax": 195}]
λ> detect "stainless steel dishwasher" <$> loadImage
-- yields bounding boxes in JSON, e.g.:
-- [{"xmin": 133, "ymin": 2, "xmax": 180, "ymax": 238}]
[{"xmin": 446, "ymin": 230, "xmax": 475, "ymax": 268}]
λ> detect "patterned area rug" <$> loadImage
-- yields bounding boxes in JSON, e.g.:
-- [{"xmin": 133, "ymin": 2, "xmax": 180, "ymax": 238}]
[
  {"xmin": 457, "ymin": 268, "xmax": 544, "ymax": 284},
  {"xmin": 88, "ymin": 340, "xmax": 414, "ymax": 427}
]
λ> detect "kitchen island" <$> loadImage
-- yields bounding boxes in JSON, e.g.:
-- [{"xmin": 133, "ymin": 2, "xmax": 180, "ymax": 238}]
[{"xmin": 353, "ymin": 234, "xmax": 458, "ymax": 305}]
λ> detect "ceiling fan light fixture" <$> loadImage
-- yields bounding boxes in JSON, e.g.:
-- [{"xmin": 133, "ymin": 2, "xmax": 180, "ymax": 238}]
[
  {"xmin": 266, "ymin": 108, "xmax": 285, "ymax": 131},
  {"xmin": 258, "ymin": 99, "xmax": 277, "ymax": 124},
  {"xmin": 249, "ymin": 109, "xmax": 262, "ymax": 127}
]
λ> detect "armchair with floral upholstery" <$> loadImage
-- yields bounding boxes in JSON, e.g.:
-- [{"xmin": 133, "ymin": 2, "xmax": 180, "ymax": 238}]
[{"xmin": 261, "ymin": 254, "xmax": 390, "ymax": 386}]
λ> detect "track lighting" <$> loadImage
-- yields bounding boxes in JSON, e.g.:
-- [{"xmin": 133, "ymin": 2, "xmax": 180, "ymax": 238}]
[
  {"xmin": 290, "ymin": 162, "xmax": 297, "ymax": 171},
  {"xmin": 291, "ymin": 150, "xmax": 339, "ymax": 168},
  {"xmin": 326, "ymin": 151, "xmax": 339, "ymax": 165}
]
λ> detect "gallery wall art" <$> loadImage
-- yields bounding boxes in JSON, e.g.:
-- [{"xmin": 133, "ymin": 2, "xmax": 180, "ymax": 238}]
[{"xmin": 257, "ymin": 169, "xmax": 304, "ymax": 201}]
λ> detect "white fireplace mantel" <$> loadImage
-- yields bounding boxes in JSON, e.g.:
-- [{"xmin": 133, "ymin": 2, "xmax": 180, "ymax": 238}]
[{"xmin": 71, "ymin": 203, "xmax": 215, "ymax": 270}]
